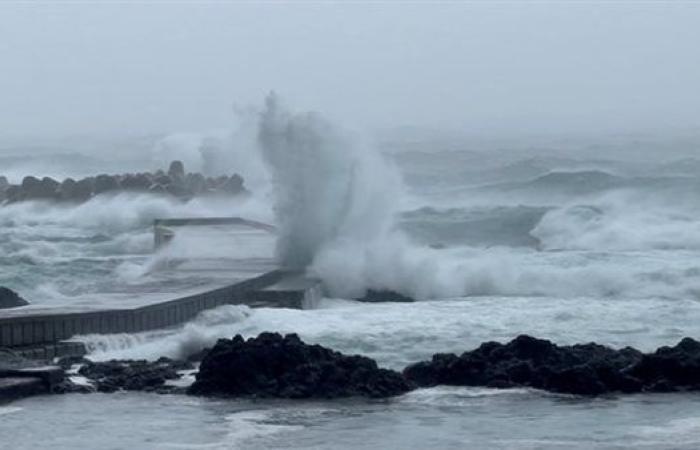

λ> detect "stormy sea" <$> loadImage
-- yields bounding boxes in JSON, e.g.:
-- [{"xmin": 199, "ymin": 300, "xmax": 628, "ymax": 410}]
[{"xmin": 3, "ymin": 99, "xmax": 700, "ymax": 449}]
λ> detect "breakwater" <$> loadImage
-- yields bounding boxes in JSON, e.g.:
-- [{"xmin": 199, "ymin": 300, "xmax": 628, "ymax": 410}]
[{"xmin": 0, "ymin": 270, "xmax": 321, "ymax": 357}]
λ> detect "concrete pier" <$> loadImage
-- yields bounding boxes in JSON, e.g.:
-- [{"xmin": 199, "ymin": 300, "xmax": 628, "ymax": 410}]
[
  {"xmin": 0, "ymin": 270, "xmax": 321, "ymax": 353},
  {"xmin": 154, "ymin": 217, "xmax": 276, "ymax": 249},
  {"xmin": 0, "ymin": 354, "xmax": 65, "ymax": 403}
]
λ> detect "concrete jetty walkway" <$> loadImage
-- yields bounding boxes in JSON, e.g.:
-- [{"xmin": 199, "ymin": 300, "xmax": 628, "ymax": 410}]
[{"xmin": 0, "ymin": 270, "xmax": 321, "ymax": 358}]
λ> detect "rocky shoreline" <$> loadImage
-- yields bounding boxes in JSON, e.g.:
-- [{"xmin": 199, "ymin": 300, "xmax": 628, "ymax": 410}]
[
  {"xmin": 0, "ymin": 160, "xmax": 247, "ymax": 204},
  {"xmin": 6, "ymin": 333, "xmax": 700, "ymax": 403},
  {"xmin": 404, "ymin": 334, "xmax": 700, "ymax": 395}
]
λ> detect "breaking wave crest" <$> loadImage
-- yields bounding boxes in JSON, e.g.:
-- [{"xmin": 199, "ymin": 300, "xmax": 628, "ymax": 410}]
[{"xmin": 255, "ymin": 96, "xmax": 700, "ymax": 301}]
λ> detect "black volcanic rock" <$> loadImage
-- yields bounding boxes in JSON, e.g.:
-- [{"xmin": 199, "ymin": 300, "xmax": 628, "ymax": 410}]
[
  {"xmin": 1, "ymin": 160, "xmax": 249, "ymax": 206},
  {"xmin": 168, "ymin": 160, "xmax": 185, "ymax": 180},
  {"xmin": 403, "ymin": 335, "xmax": 643, "ymax": 395},
  {"xmin": 188, "ymin": 333, "xmax": 412, "ymax": 399},
  {"xmin": 78, "ymin": 358, "xmax": 192, "ymax": 393},
  {"xmin": 57, "ymin": 178, "xmax": 77, "ymax": 201},
  {"xmin": 185, "ymin": 173, "xmax": 207, "ymax": 195},
  {"xmin": 404, "ymin": 335, "xmax": 700, "ymax": 395},
  {"xmin": 72, "ymin": 177, "xmax": 95, "ymax": 201},
  {"xmin": 0, "ymin": 287, "xmax": 29, "ymax": 309},
  {"xmin": 218, "ymin": 174, "xmax": 245, "ymax": 194},
  {"xmin": 624, "ymin": 337, "xmax": 700, "ymax": 392},
  {"xmin": 93, "ymin": 174, "xmax": 121, "ymax": 195},
  {"xmin": 357, "ymin": 289, "xmax": 415, "ymax": 303},
  {"xmin": 19, "ymin": 176, "xmax": 59, "ymax": 200},
  {"xmin": 120, "ymin": 173, "xmax": 152, "ymax": 191}
]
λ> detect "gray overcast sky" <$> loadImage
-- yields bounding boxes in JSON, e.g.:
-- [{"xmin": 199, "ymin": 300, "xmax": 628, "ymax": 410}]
[{"xmin": 1, "ymin": 1, "xmax": 699, "ymax": 137}]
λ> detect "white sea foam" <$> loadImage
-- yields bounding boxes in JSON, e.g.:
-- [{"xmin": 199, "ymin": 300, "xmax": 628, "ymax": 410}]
[
  {"xmin": 258, "ymin": 93, "xmax": 402, "ymax": 270},
  {"xmin": 532, "ymin": 190, "xmax": 700, "ymax": 251},
  {"xmin": 254, "ymin": 96, "xmax": 700, "ymax": 302},
  {"xmin": 0, "ymin": 406, "xmax": 23, "ymax": 416},
  {"xmin": 223, "ymin": 411, "xmax": 304, "ymax": 446},
  {"xmin": 79, "ymin": 295, "xmax": 700, "ymax": 368},
  {"xmin": 80, "ymin": 305, "xmax": 253, "ymax": 361}
]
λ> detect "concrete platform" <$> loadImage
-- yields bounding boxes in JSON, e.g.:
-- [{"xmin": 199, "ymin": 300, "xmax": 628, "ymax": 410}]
[
  {"xmin": 252, "ymin": 272, "xmax": 323, "ymax": 309},
  {"xmin": 0, "ymin": 377, "xmax": 47, "ymax": 403},
  {"xmin": 0, "ymin": 364, "xmax": 64, "ymax": 404},
  {"xmin": 0, "ymin": 270, "xmax": 323, "ymax": 353}
]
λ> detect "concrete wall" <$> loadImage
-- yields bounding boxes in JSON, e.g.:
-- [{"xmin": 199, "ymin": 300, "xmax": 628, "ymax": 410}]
[{"xmin": 0, "ymin": 270, "xmax": 286, "ymax": 348}]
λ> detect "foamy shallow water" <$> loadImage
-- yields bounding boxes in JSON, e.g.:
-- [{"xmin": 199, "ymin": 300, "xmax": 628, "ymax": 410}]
[
  {"xmin": 4, "ymin": 388, "xmax": 700, "ymax": 449},
  {"xmin": 79, "ymin": 296, "xmax": 700, "ymax": 367}
]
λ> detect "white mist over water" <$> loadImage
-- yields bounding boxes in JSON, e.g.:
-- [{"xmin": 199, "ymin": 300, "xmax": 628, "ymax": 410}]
[{"xmin": 257, "ymin": 93, "xmax": 403, "ymax": 276}]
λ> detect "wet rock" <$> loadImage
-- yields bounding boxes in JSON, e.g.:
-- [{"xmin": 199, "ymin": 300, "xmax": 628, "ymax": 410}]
[
  {"xmin": 625, "ymin": 337, "xmax": 700, "ymax": 392},
  {"xmin": 40, "ymin": 177, "xmax": 60, "ymax": 197},
  {"xmin": 404, "ymin": 335, "xmax": 645, "ymax": 396},
  {"xmin": 185, "ymin": 348, "xmax": 211, "ymax": 363},
  {"xmin": 72, "ymin": 177, "xmax": 95, "ymax": 201},
  {"xmin": 168, "ymin": 160, "xmax": 185, "ymax": 180},
  {"xmin": 52, "ymin": 379, "xmax": 94, "ymax": 394},
  {"xmin": 57, "ymin": 178, "xmax": 77, "ymax": 201},
  {"xmin": 20, "ymin": 176, "xmax": 40, "ymax": 197},
  {"xmin": 3, "ymin": 185, "xmax": 21, "ymax": 203},
  {"xmin": 188, "ymin": 332, "xmax": 412, "ymax": 399},
  {"xmin": 165, "ymin": 181, "xmax": 190, "ymax": 198},
  {"xmin": 149, "ymin": 184, "xmax": 168, "ymax": 195},
  {"xmin": 55, "ymin": 356, "xmax": 90, "ymax": 371},
  {"xmin": 120, "ymin": 173, "xmax": 152, "ymax": 191},
  {"xmin": 0, "ymin": 287, "xmax": 29, "ymax": 309},
  {"xmin": 218, "ymin": 174, "xmax": 245, "ymax": 194},
  {"xmin": 78, "ymin": 358, "xmax": 192, "ymax": 393},
  {"xmin": 0, "ymin": 163, "xmax": 248, "ymax": 206},
  {"xmin": 205, "ymin": 177, "xmax": 219, "ymax": 190},
  {"xmin": 185, "ymin": 173, "xmax": 207, "ymax": 196},
  {"xmin": 357, "ymin": 289, "xmax": 415, "ymax": 303},
  {"xmin": 20, "ymin": 176, "xmax": 59, "ymax": 200},
  {"xmin": 93, "ymin": 174, "xmax": 120, "ymax": 195},
  {"xmin": 153, "ymin": 174, "xmax": 173, "ymax": 186}
]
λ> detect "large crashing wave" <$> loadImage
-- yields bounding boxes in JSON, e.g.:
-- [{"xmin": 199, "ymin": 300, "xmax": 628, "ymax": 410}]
[
  {"xmin": 254, "ymin": 95, "xmax": 700, "ymax": 301},
  {"xmin": 257, "ymin": 93, "xmax": 402, "ymax": 272}
]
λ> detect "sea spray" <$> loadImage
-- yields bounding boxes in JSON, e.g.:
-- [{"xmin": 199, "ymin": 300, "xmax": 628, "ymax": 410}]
[
  {"xmin": 253, "ymin": 95, "xmax": 700, "ymax": 301},
  {"xmin": 257, "ymin": 93, "xmax": 402, "ymax": 271}
]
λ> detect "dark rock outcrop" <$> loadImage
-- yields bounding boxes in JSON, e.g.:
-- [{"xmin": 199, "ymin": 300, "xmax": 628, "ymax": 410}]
[
  {"xmin": 188, "ymin": 333, "xmax": 412, "ymax": 399},
  {"xmin": 57, "ymin": 178, "xmax": 77, "ymax": 201},
  {"xmin": 77, "ymin": 357, "xmax": 193, "ymax": 393},
  {"xmin": 93, "ymin": 174, "xmax": 120, "ymax": 195},
  {"xmin": 0, "ymin": 287, "xmax": 29, "ymax": 309},
  {"xmin": 52, "ymin": 379, "xmax": 95, "ymax": 394},
  {"xmin": 357, "ymin": 289, "xmax": 415, "ymax": 303},
  {"xmin": 120, "ymin": 173, "xmax": 152, "ymax": 191},
  {"xmin": 1, "ymin": 161, "xmax": 248, "ymax": 206},
  {"xmin": 19, "ymin": 176, "xmax": 59, "ymax": 200},
  {"xmin": 56, "ymin": 356, "xmax": 90, "ymax": 371},
  {"xmin": 185, "ymin": 173, "xmax": 207, "ymax": 196},
  {"xmin": 72, "ymin": 177, "xmax": 95, "ymax": 202},
  {"xmin": 218, "ymin": 174, "xmax": 245, "ymax": 194},
  {"xmin": 624, "ymin": 337, "xmax": 700, "ymax": 392},
  {"xmin": 168, "ymin": 160, "xmax": 185, "ymax": 180},
  {"xmin": 403, "ymin": 335, "xmax": 700, "ymax": 396}
]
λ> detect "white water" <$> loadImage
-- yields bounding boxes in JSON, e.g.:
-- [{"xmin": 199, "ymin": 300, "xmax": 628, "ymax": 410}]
[{"xmin": 258, "ymin": 93, "xmax": 402, "ymax": 275}]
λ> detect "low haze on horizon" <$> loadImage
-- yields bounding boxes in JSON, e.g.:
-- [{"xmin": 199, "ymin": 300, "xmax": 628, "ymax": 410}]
[{"xmin": 1, "ymin": 2, "xmax": 700, "ymax": 140}]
